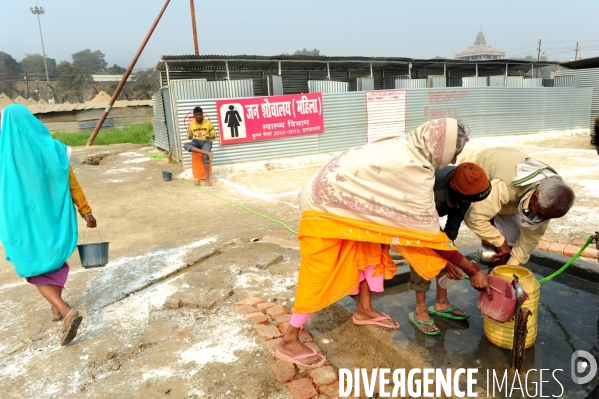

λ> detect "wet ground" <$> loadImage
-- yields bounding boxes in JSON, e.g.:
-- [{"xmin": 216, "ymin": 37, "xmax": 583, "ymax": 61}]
[{"xmin": 340, "ymin": 262, "xmax": 599, "ymax": 398}]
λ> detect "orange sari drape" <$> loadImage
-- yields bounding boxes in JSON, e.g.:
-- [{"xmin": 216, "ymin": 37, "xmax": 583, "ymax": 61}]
[{"xmin": 292, "ymin": 211, "xmax": 456, "ymax": 314}]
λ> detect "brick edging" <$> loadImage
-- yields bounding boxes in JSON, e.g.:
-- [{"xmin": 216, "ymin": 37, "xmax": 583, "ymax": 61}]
[
  {"xmin": 537, "ymin": 239, "xmax": 597, "ymax": 260},
  {"xmin": 234, "ymin": 297, "xmax": 341, "ymax": 399}
]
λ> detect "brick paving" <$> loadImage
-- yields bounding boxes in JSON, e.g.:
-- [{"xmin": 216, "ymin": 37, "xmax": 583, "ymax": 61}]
[{"xmin": 235, "ymin": 298, "xmax": 338, "ymax": 399}]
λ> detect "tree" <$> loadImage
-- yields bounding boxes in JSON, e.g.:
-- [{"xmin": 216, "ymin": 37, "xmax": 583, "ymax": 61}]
[
  {"xmin": 57, "ymin": 65, "xmax": 94, "ymax": 102},
  {"xmin": 107, "ymin": 64, "xmax": 126, "ymax": 74},
  {"xmin": 20, "ymin": 53, "xmax": 57, "ymax": 74},
  {"xmin": 72, "ymin": 49, "xmax": 107, "ymax": 73},
  {"xmin": 0, "ymin": 51, "xmax": 21, "ymax": 95},
  {"xmin": 57, "ymin": 60, "xmax": 72, "ymax": 73},
  {"xmin": 131, "ymin": 69, "xmax": 160, "ymax": 100},
  {"xmin": 281, "ymin": 48, "xmax": 322, "ymax": 56},
  {"xmin": 294, "ymin": 48, "xmax": 321, "ymax": 56}
]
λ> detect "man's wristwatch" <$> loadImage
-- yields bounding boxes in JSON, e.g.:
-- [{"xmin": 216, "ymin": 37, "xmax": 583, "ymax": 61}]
[{"xmin": 81, "ymin": 212, "xmax": 93, "ymax": 219}]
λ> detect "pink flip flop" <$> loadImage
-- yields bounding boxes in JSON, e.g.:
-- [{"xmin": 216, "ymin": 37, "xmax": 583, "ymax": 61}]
[
  {"xmin": 352, "ymin": 313, "xmax": 399, "ymax": 329},
  {"xmin": 275, "ymin": 348, "xmax": 327, "ymax": 368}
]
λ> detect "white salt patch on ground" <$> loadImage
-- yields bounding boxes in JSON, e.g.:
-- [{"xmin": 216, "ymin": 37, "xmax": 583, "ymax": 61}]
[
  {"xmin": 108, "ymin": 179, "xmax": 124, "ymax": 183},
  {"xmin": 219, "ymin": 179, "xmax": 278, "ymax": 203},
  {"xmin": 105, "ymin": 166, "xmax": 145, "ymax": 174},
  {"xmin": 142, "ymin": 367, "xmax": 175, "ymax": 381},
  {"xmin": 124, "ymin": 158, "xmax": 152, "ymax": 164},
  {"xmin": 234, "ymin": 268, "xmax": 296, "ymax": 295},
  {"xmin": 578, "ymin": 180, "xmax": 599, "ymax": 196},
  {"xmin": 179, "ymin": 312, "xmax": 259, "ymax": 369},
  {"xmin": 219, "ymin": 178, "xmax": 299, "ymax": 208},
  {"xmin": 119, "ymin": 152, "xmax": 145, "ymax": 157},
  {"xmin": 275, "ymin": 190, "xmax": 300, "ymax": 198}
]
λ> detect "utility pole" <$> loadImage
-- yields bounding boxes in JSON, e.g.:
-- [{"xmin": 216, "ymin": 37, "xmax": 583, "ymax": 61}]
[
  {"xmin": 536, "ymin": 39, "xmax": 542, "ymax": 78},
  {"xmin": 24, "ymin": 73, "xmax": 30, "ymax": 98},
  {"xmin": 30, "ymin": 6, "xmax": 52, "ymax": 102},
  {"xmin": 575, "ymin": 42, "xmax": 579, "ymax": 60},
  {"xmin": 190, "ymin": 0, "xmax": 199, "ymax": 55}
]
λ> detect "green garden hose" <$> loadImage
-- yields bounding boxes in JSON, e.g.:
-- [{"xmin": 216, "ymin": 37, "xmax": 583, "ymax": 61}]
[
  {"xmin": 169, "ymin": 170, "xmax": 298, "ymax": 235},
  {"xmin": 537, "ymin": 235, "xmax": 595, "ymax": 284}
]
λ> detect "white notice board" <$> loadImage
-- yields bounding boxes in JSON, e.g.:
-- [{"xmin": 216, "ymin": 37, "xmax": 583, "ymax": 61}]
[{"xmin": 365, "ymin": 89, "xmax": 407, "ymax": 143}]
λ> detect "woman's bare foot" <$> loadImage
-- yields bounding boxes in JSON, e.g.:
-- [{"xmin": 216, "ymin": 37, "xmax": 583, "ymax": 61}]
[
  {"xmin": 205, "ymin": 178, "xmax": 212, "ymax": 186},
  {"xmin": 413, "ymin": 307, "xmax": 439, "ymax": 333},
  {"xmin": 51, "ymin": 306, "xmax": 63, "ymax": 322},
  {"xmin": 353, "ymin": 306, "xmax": 399, "ymax": 328}
]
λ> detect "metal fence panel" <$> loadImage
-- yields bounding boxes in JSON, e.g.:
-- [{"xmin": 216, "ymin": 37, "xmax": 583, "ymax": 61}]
[
  {"xmin": 522, "ymin": 78, "xmax": 542, "ymax": 87},
  {"xmin": 152, "ymin": 90, "xmax": 169, "ymax": 151},
  {"xmin": 556, "ymin": 68, "xmax": 599, "ymax": 127},
  {"xmin": 462, "ymin": 76, "xmax": 488, "ymax": 87},
  {"xmin": 554, "ymin": 75, "xmax": 576, "ymax": 87},
  {"xmin": 308, "ymin": 80, "xmax": 349, "ymax": 93},
  {"xmin": 318, "ymin": 91, "xmax": 366, "ymax": 153},
  {"xmin": 489, "ymin": 76, "xmax": 505, "ymax": 86},
  {"xmin": 207, "ymin": 79, "xmax": 254, "ymax": 98},
  {"xmin": 506, "ymin": 76, "xmax": 523, "ymax": 87},
  {"xmin": 393, "ymin": 78, "xmax": 426, "ymax": 89},
  {"xmin": 405, "ymin": 87, "xmax": 592, "ymax": 137},
  {"xmin": 170, "ymin": 79, "xmax": 208, "ymax": 100}
]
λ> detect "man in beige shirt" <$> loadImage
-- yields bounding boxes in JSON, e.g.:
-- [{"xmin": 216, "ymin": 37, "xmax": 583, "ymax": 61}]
[{"xmin": 462, "ymin": 147, "xmax": 575, "ymax": 266}]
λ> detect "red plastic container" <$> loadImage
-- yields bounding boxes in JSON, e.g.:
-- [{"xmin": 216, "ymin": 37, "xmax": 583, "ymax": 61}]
[
  {"xmin": 191, "ymin": 153, "xmax": 213, "ymax": 180},
  {"xmin": 477, "ymin": 276, "xmax": 529, "ymax": 323}
]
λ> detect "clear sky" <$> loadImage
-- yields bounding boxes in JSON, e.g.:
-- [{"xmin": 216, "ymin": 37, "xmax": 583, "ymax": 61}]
[{"xmin": 1, "ymin": 0, "xmax": 598, "ymax": 70}]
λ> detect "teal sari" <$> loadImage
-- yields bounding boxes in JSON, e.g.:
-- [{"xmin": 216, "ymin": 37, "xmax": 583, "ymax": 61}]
[{"xmin": 0, "ymin": 104, "xmax": 77, "ymax": 277}]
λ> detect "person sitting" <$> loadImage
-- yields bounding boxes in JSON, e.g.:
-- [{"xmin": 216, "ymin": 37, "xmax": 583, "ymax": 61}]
[
  {"xmin": 409, "ymin": 162, "xmax": 491, "ymax": 335},
  {"xmin": 463, "ymin": 147, "xmax": 575, "ymax": 266},
  {"xmin": 275, "ymin": 118, "xmax": 492, "ymax": 368},
  {"xmin": 184, "ymin": 106, "xmax": 216, "ymax": 186}
]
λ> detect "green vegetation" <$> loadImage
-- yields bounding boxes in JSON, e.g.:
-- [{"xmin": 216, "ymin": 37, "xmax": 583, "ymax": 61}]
[{"xmin": 52, "ymin": 122, "xmax": 154, "ymax": 146}]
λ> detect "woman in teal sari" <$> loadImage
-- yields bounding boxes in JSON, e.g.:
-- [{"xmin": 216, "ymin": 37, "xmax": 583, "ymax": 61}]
[{"xmin": 0, "ymin": 104, "xmax": 97, "ymax": 346}]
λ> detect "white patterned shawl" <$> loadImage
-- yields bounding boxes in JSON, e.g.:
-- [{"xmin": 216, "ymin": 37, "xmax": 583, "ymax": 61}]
[{"xmin": 299, "ymin": 118, "xmax": 459, "ymax": 234}]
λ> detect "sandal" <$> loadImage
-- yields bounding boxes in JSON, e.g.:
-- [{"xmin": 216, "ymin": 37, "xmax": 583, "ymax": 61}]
[
  {"xmin": 428, "ymin": 306, "xmax": 469, "ymax": 321},
  {"xmin": 408, "ymin": 312, "xmax": 440, "ymax": 336},
  {"xmin": 275, "ymin": 348, "xmax": 326, "ymax": 368},
  {"xmin": 60, "ymin": 309, "xmax": 83, "ymax": 346},
  {"xmin": 51, "ymin": 306, "xmax": 63, "ymax": 322},
  {"xmin": 51, "ymin": 303, "xmax": 70, "ymax": 322},
  {"xmin": 352, "ymin": 313, "xmax": 399, "ymax": 329}
]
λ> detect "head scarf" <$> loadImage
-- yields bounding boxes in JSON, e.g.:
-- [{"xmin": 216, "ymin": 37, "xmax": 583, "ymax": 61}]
[
  {"xmin": 300, "ymin": 118, "xmax": 460, "ymax": 233},
  {"xmin": 0, "ymin": 104, "xmax": 77, "ymax": 277}
]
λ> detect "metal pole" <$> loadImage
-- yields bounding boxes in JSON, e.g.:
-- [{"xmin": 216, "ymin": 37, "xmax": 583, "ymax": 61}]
[
  {"xmin": 505, "ymin": 63, "xmax": 508, "ymax": 86},
  {"xmin": 370, "ymin": 62, "xmax": 373, "ymax": 78},
  {"xmin": 536, "ymin": 39, "xmax": 542, "ymax": 78},
  {"xmin": 408, "ymin": 63, "xmax": 412, "ymax": 79},
  {"xmin": 190, "ymin": 0, "xmax": 199, "ymax": 55},
  {"xmin": 24, "ymin": 73, "xmax": 30, "ymax": 98},
  {"xmin": 574, "ymin": 42, "xmax": 579, "ymax": 60},
  {"xmin": 278, "ymin": 61, "xmax": 281, "ymax": 76},
  {"xmin": 443, "ymin": 63, "xmax": 446, "ymax": 77},
  {"xmin": 475, "ymin": 63, "xmax": 478, "ymax": 78},
  {"xmin": 327, "ymin": 62, "xmax": 330, "ymax": 81},
  {"xmin": 30, "ymin": 7, "xmax": 51, "ymax": 101},
  {"xmin": 87, "ymin": 0, "xmax": 171, "ymax": 146}
]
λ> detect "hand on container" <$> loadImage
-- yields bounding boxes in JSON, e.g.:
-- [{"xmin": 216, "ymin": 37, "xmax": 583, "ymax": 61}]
[
  {"xmin": 491, "ymin": 239, "xmax": 511, "ymax": 263},
  {"xmin": 468, "ymin": 264, "xmax": 493, "ymax": 301},
  {"xmin": 85, "ymin": 214, "xmax": 97, "ymax": 228},
  {"xmin": 445, "ymin": 262, "xmax": 464, "ymax": 280}
]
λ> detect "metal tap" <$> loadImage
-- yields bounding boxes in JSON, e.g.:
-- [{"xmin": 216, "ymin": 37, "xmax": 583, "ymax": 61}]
[{"xmin": 511, "ymin": 274, "xmax": 525, "ymax": 370}]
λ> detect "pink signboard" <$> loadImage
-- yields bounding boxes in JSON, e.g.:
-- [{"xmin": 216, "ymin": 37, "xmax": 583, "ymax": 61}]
[{"xmin": 215, "ymin": 93, "xmax": 324, "ymax": 145}]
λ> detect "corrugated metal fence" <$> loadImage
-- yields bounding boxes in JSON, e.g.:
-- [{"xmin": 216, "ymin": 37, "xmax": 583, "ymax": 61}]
[
  {"xmin": 152, "ymin": 91, "xmax": 169, "ymax": 151},
  {"xmin": 161, "ymin": 86, "xmax": 591, "ymax": 168},
  {"xmin": 308, "ymin": 80, "xmax": 349, "ymax": 93},
  {"xmin": 556, "ymin": 68, "xmax": 599, "ymax": 127}
]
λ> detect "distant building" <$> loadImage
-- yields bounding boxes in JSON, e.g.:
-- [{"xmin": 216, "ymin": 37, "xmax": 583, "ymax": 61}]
[{"xmin": 455, "ymin": 30, "xmax": 505, "ymax": 61}]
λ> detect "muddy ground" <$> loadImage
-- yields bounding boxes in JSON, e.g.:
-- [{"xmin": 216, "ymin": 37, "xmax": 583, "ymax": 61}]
[{"xmin": 0, "ymin": 131, "xmax": 597, "ymax": 398}]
